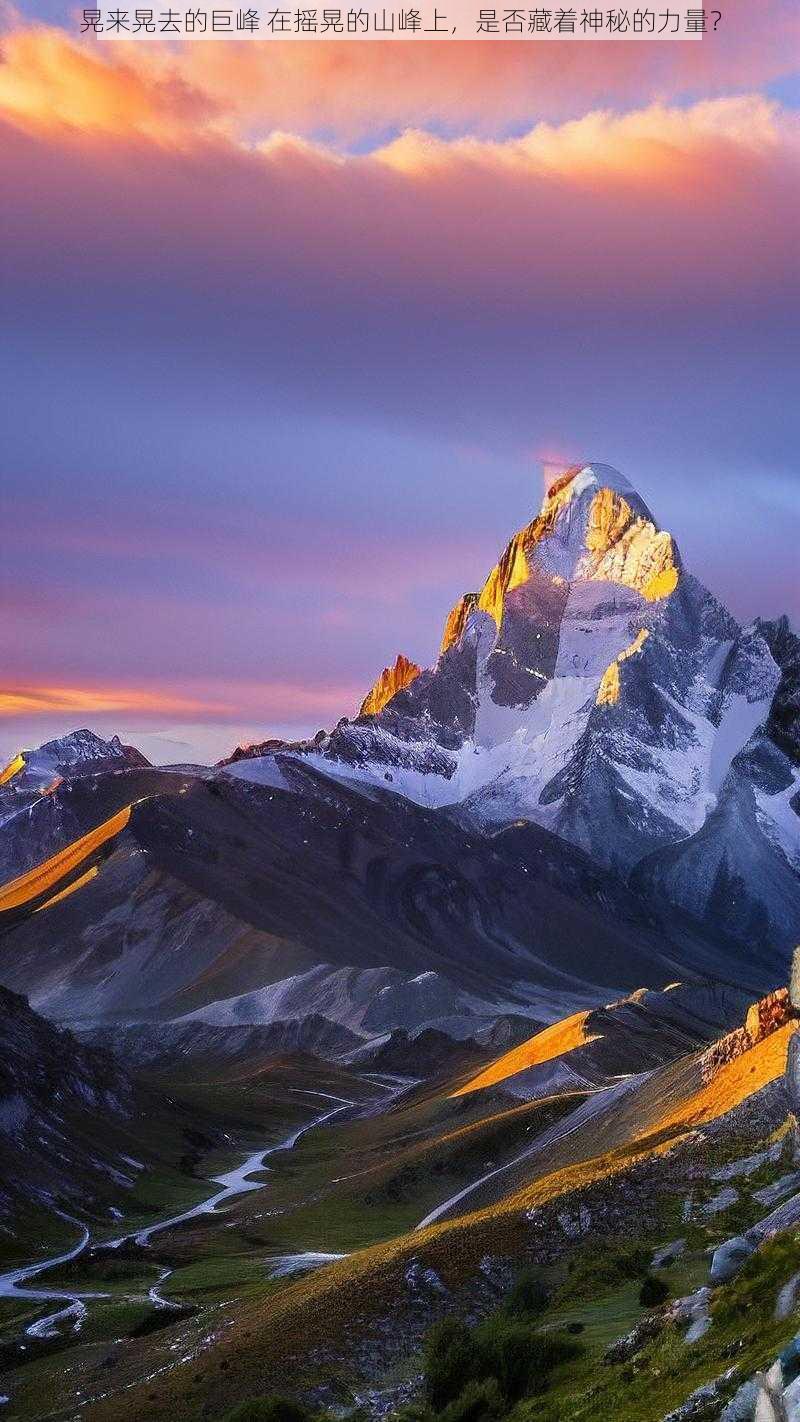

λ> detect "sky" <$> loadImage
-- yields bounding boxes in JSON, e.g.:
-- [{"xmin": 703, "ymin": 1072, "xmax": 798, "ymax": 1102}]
[{"xmin": 1, "ymin": 3, "xmax": 800, "ymax": 765}]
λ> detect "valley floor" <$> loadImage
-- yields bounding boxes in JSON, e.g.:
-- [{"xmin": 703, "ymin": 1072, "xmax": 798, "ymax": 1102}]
[{"xmin": 3, "ymin": 998, "xmax": 800, "ymax": 1422}]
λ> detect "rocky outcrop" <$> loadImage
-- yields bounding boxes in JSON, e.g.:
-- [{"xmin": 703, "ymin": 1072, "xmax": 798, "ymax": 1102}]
[
  {"xmin": 700, "ymin": 990, "xmax": 792, "ymax": 1084},
  {"xmin": 440, "ymin": 592, "xmax": 479, "ymax": 655},
  {"xmin": 0, "ymin": 730, "xmax": 152, "ymax": 841},
  {"xmin": 580, "ymin": 485, "xmax": 678, "ymax": 601},
  {"xmin": 359, "ymin": 654, "xmax": 422, "ymax": 717},
  {"xmin": 0, "ymin": 731, "xmax": 149, "ymax": 792},
  {"xmin": 747, "ymin": 990, "xmax": 793, "ymax": 1041}
]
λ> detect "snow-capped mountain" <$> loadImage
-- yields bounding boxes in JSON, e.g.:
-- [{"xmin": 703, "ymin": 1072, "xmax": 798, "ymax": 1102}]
[
  {"xmin": 1, "ymin": 463, "xmax": 797, "ymax": 1036},
  {"xmin": 231, "ymin": 463, "xmax": 800, "ymax": 952},
  {"xmin": 0, "ymin": 729, "xmax": 149, "ymax": 799}
]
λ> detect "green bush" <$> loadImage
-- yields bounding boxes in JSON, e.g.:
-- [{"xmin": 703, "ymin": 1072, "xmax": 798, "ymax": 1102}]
[
  {"xmin": 221, "ymin": 1398, "xmax": 317, "ymax": 1422},
  {"xmin": 638, "ymin": 1274, "xmax": 669, "ymax": 1308},
  {"xmin": 559, "ymin": 1243, "xmax": 650, "ymax": 1302},
  {"xmin": 473, "ymin": 1318, "xmax": 533, "ymax": 1402},
  {"xmin": 438, "ymin": 1379, "xmax": 504, "ymax": 1422},
  {"xmin": 473, "ymin": 1316, "xmax": 582, "ymax": 1402},
  {"xmin": 504, "ymin": 1269, "xmax": 549, "ymax": 1318},
  {"xmin": 423, "ymin": 1306, "xmax": 583, "ymax": 1415},
  {"xmin": 424, "ymin": 1318, "xmax": 482, "ymax": 1412},
  {"xmin": 392, "ymin": 1406, "xmax": 435, "ymax": 1422}
]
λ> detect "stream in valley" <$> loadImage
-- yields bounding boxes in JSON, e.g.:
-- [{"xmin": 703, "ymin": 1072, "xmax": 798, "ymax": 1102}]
[{"xmin": 0, "ymin": 1093, "xmax": 354, "ymax": 1340}]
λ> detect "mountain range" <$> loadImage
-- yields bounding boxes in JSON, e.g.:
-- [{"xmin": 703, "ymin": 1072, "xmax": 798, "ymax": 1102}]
[{"xmin": 0, "ymin": 463, "xmax": 798, "ymax": 1043}]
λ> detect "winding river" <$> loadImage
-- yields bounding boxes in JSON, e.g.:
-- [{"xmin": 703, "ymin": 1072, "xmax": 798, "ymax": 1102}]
[{"xmin": 0, "ymin": 1093, "xmax": 354, "ymax": 1338}]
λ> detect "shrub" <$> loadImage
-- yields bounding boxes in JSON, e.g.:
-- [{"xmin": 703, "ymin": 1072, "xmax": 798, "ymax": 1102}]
[
  {"xmin": 393, "ymin": 1406, "xmax": 435, "ymax": 1422},
  {"xmin": 438, "ymin": 1379, "xmax": 504, "ymax": 1422},
  {"xmin": 423, "ymin": 1310, "xmax": 583, "ymax": 1414},
  {"xmin": 638, "ymin": 1275, "xmax": 669, "ymax": 1308},
  {"xmin": 424, "ymin": 1318, "xmax": 482, "ymax": 1412},
  {"xmin": 221, "ymin": 1399, "xmax": 317, "ymax": 1422},
  {"xmin": 504, "ymin": 1269, "xmax": 549, "ymax": 1318},
  {"xmin": 559, "ymin": 1243, "xmax": 650, "ymax": 1302},
  {"xmin": 474, "ymin": 1316, "xmax": 582, "ymax": 1401},
  {"xmin": 474, "ymin": 1318, "xmax": 533, "ymax": 1402}
]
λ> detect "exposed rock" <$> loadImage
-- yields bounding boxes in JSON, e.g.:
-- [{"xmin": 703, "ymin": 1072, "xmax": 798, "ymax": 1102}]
[
  {"xmin": 440, "ymin": 592, "xmax": 479, "ymax": 655},
  {"xmin": 775, "ymin": 1272, "xmax": 800, "ymax": 1322},
  {"xmin": 660, "ymin": 1366, "xmax": 740, "ymax": 1420},
  {"xmin": 596, "ymin": 627, "xmax": 649, "ymax": 706},
  {"xmin": 752, "ymin": 1362, "xmax": 789, "ymax": 1421},
  {"xmin": 754, "ymin": 1175, "xmax": 800, "ymax": 1209},
  {"xmin": 713, "ymin": 1143, "xmax": 785, "ymax": 1182},
  {"xmin": 704, "ymin": 1187, "xmax": 740, "ymax": 1217},
  {"xmin": 701, "ymin": 991, "xmax": 793, "ymax": 1085},
  {"xmin": 669, "ymin": 1287, "xmax": 712, "ymax": 1344},
  {"xmin": 722, "ymin": 1379, "xmax": 763, "ymax": 1421},
  {"xmin": 652, "ymin": 1239, "xmax": 686, "ymax": 1269},
  {"xmin": 710, "ymin": 1237, "xmax": 756, "ymax": 1285},
  {"xmin": 603, "ymin": 1310, "xmax": 664, "ymax": 1363},
  {"xmin": 404, "ymin": 1259, "xmax": 447, "ymax": 1297},
  {"xmin": 359, "ymin": 655, "xmax": 422, "ymax": 717}
]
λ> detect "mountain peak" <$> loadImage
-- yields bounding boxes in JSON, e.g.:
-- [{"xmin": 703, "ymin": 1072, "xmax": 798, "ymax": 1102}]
[
  {"xmin": 0, "ymin": 728, "xmax": 150, "ymax": 793},
  {"xmin": 359, "ymin": 654, "xmax": 422, "ymax": 717},
  {"xmin": 440, "ymin": 461, "xmax": 677, "ymax": 649},
  {"xmin": 543, "ymin": 460, "xmax": 633, "ymax": 499}
]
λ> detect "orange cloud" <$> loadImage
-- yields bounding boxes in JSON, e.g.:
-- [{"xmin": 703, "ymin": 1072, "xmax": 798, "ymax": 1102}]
[
  {"xmin": 0, "ymin": 686, "xmax": 230, "ymax": 716},
  {"xmin": 371, "ymin": 95, "xmax": 791, "ymax": 182},
  {"xmin": 0, "ymin": 24, "xmax": 216, "ymax": 140},
  {"xmin": 1, "ymin": 2, "xmax": 799, "ymax": 144},
  {"xmin": 117, "ymin": 3, "xmax": 800, "ymax": 141},
  {"xmin": 1, "ymin": 60, "xmax": 796, "ymax": 323},
  {"xmin": 0, "ymin": 681, "xmax": 367, "ymax": 722}
]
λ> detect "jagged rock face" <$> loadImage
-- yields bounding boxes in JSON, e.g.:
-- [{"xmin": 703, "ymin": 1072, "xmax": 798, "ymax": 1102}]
[
  {"xmin": 264, "ymin": 464, "xmax": 795, "ymax": 945},
  {"xmin": 440, "ymin": 592, "xmax": 479, "ymax": 655},
  {"xmin": 0, "ymin": 984, "xmax": 133, "ymax": 1123},
  {"xmin": 699, "ymin": 988, "xmax": 793, "ymax": 1084},
  {"xmin": 359, "ymin": 654, "xmax": 422, "ymax": 716},
  {"xmin": 759, "ymin": 615, "xmax": 800, "ymax": 764}
]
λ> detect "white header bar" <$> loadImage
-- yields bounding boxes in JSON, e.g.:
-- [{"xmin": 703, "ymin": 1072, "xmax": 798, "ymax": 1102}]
[{"xmin": 92, "ymin": 6, "xmax": 714, "ymax": 40}]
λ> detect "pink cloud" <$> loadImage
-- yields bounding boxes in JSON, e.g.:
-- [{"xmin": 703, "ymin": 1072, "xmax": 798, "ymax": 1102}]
[
  {"xmin": 1, "ymin": 87, "xmax": 798, "ymax": 314},
  {"xmin": 0, "ymin": 676, "xmax": 367, "ymax": 724},
  {"xmin": 2, "ymin": 7, "xmax": 799, "ymax": 143}
]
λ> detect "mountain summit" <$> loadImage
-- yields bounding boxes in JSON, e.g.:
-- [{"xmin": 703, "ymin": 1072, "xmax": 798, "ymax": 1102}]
[{"xmin": 234, "ymin": 462, "xmax": 799, "ymax": 953}]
